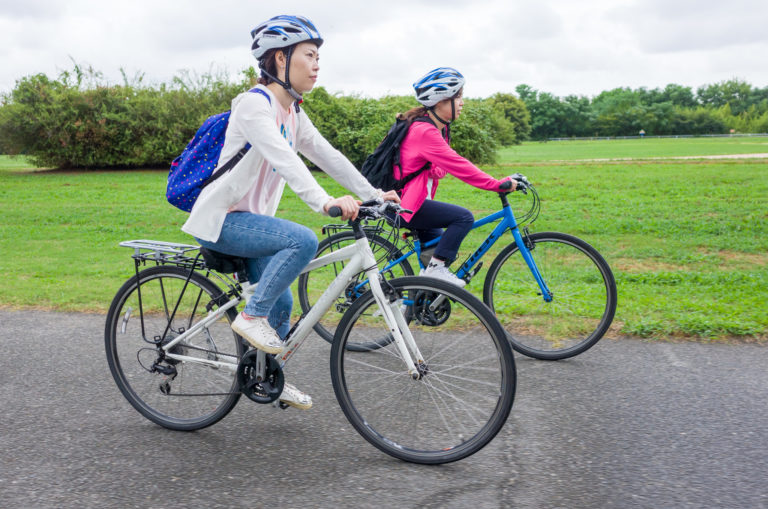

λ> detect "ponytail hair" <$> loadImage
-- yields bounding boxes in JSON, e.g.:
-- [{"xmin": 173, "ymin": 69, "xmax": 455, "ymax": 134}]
[{"xmin": 397, "ymin": 106, "xmax": 429, "ymax": 122}]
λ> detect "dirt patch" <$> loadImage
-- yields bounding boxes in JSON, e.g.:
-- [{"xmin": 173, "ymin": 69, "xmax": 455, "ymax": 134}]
[
  {"xmin": 717, "ymin": 251, "xmax": 768, "ymax": 266},
  {"xmin": 613, "ymin": 258, "xmax": 689, "ymax": 272}
]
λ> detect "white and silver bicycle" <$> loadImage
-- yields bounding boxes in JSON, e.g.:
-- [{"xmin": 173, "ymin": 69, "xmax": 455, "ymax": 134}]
[{"xmin": 104, "ymin": 201, "xmax": 516, "ymax": 464}]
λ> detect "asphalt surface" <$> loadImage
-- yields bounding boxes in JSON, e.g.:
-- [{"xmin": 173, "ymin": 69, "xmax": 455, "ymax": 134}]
[{"xmin": 1, "ymin": 309, "xmax": 766, "ymax": 509}]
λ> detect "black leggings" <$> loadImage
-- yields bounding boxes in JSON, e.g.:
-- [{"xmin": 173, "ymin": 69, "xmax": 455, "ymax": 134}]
[{"xmin": 396, "ymin": 200, "xmax": 474, "ymax": 264}]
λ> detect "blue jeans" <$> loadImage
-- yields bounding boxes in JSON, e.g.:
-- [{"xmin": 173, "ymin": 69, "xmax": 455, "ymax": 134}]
[{"xmin": 196, "ymin": 212, "xmax": 318, "ymax": 339}]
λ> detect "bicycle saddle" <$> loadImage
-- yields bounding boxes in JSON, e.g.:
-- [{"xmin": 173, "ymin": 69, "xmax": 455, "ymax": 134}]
[{"xmin": 199, "ymin": 247, "xmax": 247, "ymax": 274}]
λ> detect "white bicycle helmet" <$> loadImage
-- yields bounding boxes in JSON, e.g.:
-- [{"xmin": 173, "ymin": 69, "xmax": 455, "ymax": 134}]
[
  {"xmin": 413, "ymin": 67, "xmax": 465, "ymax": 107},
  {"xmin": 250, "ymin": 15, "xmax": 323, "ymax": 107},
  {"xmin": 250, "ymin": 15, "xmax": 323, "ymax": 60}
]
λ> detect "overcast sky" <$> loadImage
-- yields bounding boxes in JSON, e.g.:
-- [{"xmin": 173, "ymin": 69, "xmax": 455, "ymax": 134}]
[{"xmin": 1, "ymin": 0, "xmax": 766, "ymax": 100}]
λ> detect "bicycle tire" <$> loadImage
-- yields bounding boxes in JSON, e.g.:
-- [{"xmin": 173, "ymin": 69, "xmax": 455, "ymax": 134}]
[
  {"xmin": 105, "ymin": 265, "xmax": 245, "ymax": 431},
  {"xmin": 297, "ymin": 230, "xmax": 414, "ymax": 350},
  {"xmin": 330, "ymin": 276, "xmax": 516, "ymax": 464},
  {"xmin": 483, "ymin": 231, "xmax": 617, "ymax": 360}
]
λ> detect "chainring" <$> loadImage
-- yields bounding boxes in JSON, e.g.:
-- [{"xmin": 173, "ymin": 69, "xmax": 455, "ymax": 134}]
[
  {"xmin": 237, "ymin": 349, "xmax": 285, "ymax": 403},
  {"xmin": 411, "ymin": 290, "xmax": 451, "ymax": 326}
]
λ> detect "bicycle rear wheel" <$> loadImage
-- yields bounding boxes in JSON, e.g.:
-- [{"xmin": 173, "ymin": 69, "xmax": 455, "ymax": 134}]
[
  {"xmin": 297, "ymin": 230, "xmax": 413, "ymax": 350},
  {"xmin": 483, "ymin": 231, "xmax": 617, "ymax": 360},
  {"xmin": 331, "ymin": 276, "xmax": 516, "ymax": 464},
  {"xmin": 105, "ymin": 265, "xmax": 245, "ymax": 431}
]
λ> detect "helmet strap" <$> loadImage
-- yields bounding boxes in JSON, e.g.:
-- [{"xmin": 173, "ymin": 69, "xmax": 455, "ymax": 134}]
[
  {"xmin": 259, "ymin": 46, "xmax": 303, "ymax": 112},
  {"xmin": 428, "ymin": 101, "xmax": 454, "ymax": 143},
  {"xmin": 429, "ymin": 107, "xmax": 451, "ymax": 127}
]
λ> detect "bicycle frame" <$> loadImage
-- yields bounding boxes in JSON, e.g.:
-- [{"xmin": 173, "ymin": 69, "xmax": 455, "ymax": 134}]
[
  {"xmin": 156, "ymin": 233, "xmax": 427, "ymax": 378},
  {"xmin": 365, "ymin": 194, "xmax": 553, "ymax": 302}
]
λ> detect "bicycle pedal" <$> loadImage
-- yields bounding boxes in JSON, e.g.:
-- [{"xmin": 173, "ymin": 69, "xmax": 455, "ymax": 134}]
[{"xmin": 268, "ymin": 399, "xmax": 291, "ymax": 410}]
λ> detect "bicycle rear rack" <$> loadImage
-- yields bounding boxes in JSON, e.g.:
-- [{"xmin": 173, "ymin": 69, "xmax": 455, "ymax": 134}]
[
  {"xmin": 119, "ymin": 240, "xmax": 205, "ymax": 271},
  {"xmin": 119, "ymin": 239, "xmax": 242, "ymax": 297},
  {"xmin": 321, "ymin": 220, "xmax": 388, "ymax": 237}
]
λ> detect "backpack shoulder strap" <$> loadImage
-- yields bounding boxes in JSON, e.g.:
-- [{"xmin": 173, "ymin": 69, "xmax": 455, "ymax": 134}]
[
  {"xmin": 201, "ymin": 89, "xmax": 272, "ymax": 191},
  {"xmin": 392, "ymin": 115, "xmax": 443, "ymax": 191},
  {"xmin": 248, "ymin": 87, "xmax": 272, "ymax": 105},
  {"xmin": 411, "ymin": 115, "xmax": 436, "ymax": 127}
]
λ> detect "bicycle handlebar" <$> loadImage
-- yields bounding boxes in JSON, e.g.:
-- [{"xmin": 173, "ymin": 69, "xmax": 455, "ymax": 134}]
[
  {"xmin": 328, "ymin": 200, "xmax": 410, "ymax": 222},
  {"xmin": 499, "ymin": 173, "xmax": 531, "ymax": 195}
]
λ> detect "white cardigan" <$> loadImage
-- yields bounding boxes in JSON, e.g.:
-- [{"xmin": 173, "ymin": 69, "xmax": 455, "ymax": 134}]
[{"xmin": 182, "ymin": 85, "xmax": 380, "ymax": 242}]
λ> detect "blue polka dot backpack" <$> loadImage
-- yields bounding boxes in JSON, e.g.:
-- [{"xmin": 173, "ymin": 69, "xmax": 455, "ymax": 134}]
[{"xmin": 166, "ymin": 88, "xmax": 270, "ymax": 212}]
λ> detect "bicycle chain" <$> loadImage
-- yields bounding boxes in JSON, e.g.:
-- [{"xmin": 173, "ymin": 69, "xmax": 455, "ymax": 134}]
[{"xmin": 158, "ymin": 342, "xmax": 244, "ymax": 397}]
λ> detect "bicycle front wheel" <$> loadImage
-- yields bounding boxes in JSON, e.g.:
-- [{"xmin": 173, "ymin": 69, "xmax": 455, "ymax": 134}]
[
  {"xmin": 483, "ymin": 231, "xmax": 617, "ymax": 360},
  {"xmin": 297, "ymin": 230, "xmax": 413, "ymax": 350},
  {"xmin": 105, "ymin": 265, "xmax": 245, "ymax": 431},
  {"xmin": 331, "ymin": 276, "xmax": 516, "ymax": 464}
]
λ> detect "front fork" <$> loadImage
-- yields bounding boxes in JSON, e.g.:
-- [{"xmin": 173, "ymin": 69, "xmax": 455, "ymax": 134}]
[
  {"xmin": 367, "ymin": 270, "xmax": 427, "ymax": 380},
  {"xmin": 511, "ymin": 226, "xmax": 553, "ymax": 302}
]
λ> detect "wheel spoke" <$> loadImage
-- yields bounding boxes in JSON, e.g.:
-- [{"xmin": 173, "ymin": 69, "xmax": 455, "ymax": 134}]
[
  {"xmin": 332, "ymin": 277, "xmax": 515, "ymax": 464},
  {"xmin": 486, "ymin": 234, "xmax": 616, "ymax": 360},
  {"xmin": 106, "ymin": 266, "xmax": 243, "ymax": 430}
]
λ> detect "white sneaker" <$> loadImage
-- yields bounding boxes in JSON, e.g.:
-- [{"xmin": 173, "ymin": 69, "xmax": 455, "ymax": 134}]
[
  {"xmin": 419, "ymin": 247, "xmax": 436, "ymax": 269},
  {"xmin": 231, "ymin": 312, "xmax": 283, "ymax": 354},
  {"xmin": 422, "ymin": 264, "xmax": 467, "ymax": 287},
  {"xmin": 280, "ymin": 382, "xmax": 312, "ymax": 410}
]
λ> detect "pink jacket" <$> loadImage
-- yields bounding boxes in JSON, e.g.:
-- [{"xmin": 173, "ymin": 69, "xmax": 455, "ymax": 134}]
[{"xmin": 395, "ymin": 119, "xmax": 508, "ymax": 222}]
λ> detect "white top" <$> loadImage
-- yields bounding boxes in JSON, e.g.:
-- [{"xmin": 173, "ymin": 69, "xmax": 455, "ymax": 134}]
[{"xmin": 182, "ymin": 85, "xmax": 380, "ymax": 242}]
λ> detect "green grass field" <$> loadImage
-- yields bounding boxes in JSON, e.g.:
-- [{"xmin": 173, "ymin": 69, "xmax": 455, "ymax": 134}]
[
  {"xmin": 500, "ymin": 136, "xmax": 768, "ymax": 162},
  {"xmin": 1, "ymin": 137, "xmax": 766, "ymax": 342}
]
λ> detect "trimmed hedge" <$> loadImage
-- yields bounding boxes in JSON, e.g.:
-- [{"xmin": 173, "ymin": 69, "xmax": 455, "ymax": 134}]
[
  {"xmin": 0, "ymin": 70, "xmax": 244, "ymax": 168},
  {"xmin": 0, "ymin": 66, "xmax": 527, "ymax": 169}
]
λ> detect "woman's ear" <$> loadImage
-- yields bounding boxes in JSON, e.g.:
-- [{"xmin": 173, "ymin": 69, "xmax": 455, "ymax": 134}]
[
  {"xmin": 276, "ymin": 50, "xmax": 286, "ymax": 70},
  {"xmin": 273, "ymin": 50, "xmax": 287, "ymax": 80}
]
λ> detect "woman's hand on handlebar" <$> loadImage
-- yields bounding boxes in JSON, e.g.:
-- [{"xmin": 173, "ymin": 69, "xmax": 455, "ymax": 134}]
[
  {"xmin": 381, "ymin": 190, "xmax": 401, "ymax": 203},
  {"xmin": 499, "ymin": 177, "xmax": 517, "ymax": 192},
  {"xmin": 500, "ymin": 173, "xmax": 531, "ymax": 192},
  {"xmin": 324, "ymin": 196, "xmax": 361, "ymax": 220}
]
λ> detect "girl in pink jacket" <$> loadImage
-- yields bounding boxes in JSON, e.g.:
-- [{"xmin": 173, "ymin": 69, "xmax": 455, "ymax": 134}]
[{"xmin": 395, "ymin": 67, "xmax": 517, "ymax": 286}]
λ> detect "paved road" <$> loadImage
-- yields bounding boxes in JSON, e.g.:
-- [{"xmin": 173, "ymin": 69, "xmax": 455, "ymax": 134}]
[{"xmin": 1, "ymin": 310, "xmax": 766, "ymax": 508}]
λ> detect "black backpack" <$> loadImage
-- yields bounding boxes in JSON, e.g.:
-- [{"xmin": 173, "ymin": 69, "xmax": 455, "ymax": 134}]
[{"xmin": 360, "ymin": 116, "xmax": 436, "ymax": 192}]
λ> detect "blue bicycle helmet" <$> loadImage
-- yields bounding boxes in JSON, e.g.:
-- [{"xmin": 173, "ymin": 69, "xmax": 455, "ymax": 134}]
[
  {"xmin": 413, "ymin": 67, "xmax": 465, "ymax": 107},
  {"xmin": 250, "ymin": 15, "xmax": 323, "ymax": 107},
  {"xmin": 250, "ymin": 15, "xmax": 323, "ymax": 60}
]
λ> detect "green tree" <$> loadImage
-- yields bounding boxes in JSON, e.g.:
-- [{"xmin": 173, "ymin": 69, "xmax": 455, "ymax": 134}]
[
  {"xmin": 697, "ymin": 79, "xmax": 754, "ymax": 115},
  {"xmin": 515, "ymin": 84, "xmax": 593, "ymax": 139},
  {"xmin": 515, "ymin": 85, "xmax": 566, "ymax": 139},
  {"xmin": 661, "ymin": 84, "xmax": 698, "ymax": 108},
  {"xmin": 487, "ymin": 92, "xmax": 531, "ymax": 143},
  {"xmin": 561, "ymin": 95, "xmax": 594, "ymax": 137}
]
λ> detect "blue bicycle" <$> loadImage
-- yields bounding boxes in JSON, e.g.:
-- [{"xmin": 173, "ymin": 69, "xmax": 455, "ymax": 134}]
[{"xmin": 298, "ymin": 175, "xmax": 617, "ymax": 360}]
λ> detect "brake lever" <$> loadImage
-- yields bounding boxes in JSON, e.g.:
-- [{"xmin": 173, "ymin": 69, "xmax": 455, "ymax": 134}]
[
  {"xmin": 378, "ymin": 201, "xmax": 412, "ymax": 216},
  {"xmin": 510, "ymin": 173, "xmax": 531, "ymax": 187}
]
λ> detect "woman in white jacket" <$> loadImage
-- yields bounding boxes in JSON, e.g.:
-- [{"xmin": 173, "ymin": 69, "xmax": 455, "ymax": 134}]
[{"xmin": 183, "ymin": 15, "xmax": 398, "ymax": 410}]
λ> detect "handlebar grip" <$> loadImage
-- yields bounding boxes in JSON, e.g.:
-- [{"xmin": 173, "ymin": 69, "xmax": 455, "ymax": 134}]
[{"xmin": 328, "ymin": 206, "xmax": 343, "ymax": 218}]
